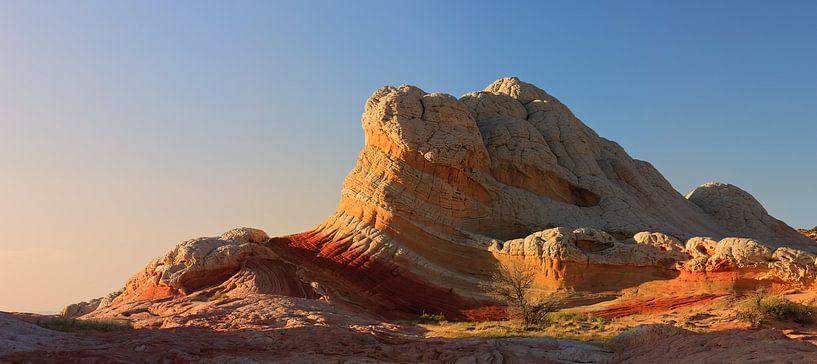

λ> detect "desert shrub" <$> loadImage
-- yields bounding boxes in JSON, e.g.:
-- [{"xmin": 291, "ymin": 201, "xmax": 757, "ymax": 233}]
[
  {"xmin": 417, "ymin": 313, "xmax": 447, "ymax": 324},
  {"xmin": 736, "ymin": 289, "xmax": 814, "ymax": 327},
  {"xmin": 480, "ymin": 260, "xmax": 555, "ymax": 327},
  {"xmin": 35, "ymin": 317, "xmax": 132, "ymax": 332}
]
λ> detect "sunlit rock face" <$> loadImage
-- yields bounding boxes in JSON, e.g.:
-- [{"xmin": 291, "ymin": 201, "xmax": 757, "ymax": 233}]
[
  {"xmin": 279, "ymin": 77, "xmax": 813, "ymax": 309},
  {"xmin": 687, "ymin": 182, "xmax": 814, "ymax": 248},
  {"xmin": 75, "ymin": 78, "xmax": 817, "ymax": 319}
]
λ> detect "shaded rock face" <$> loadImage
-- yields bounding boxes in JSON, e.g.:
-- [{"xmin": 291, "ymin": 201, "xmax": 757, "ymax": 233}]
[{"xmin": 79, "ymin": 77, "xmax": 815, "ymax": 318}]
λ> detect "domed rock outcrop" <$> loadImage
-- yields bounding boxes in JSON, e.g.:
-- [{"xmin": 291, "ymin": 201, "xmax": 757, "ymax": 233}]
[
  {"xmin": 73, "ymin": 77, "xmax": 816, "ymax": 319},
  {"xmin": 687, "ymin": 182, "xmax": 814, "ymax": 249},
  {"xmin": 113, "ymin": 228, "xmax": 320, "ymax": 306}
]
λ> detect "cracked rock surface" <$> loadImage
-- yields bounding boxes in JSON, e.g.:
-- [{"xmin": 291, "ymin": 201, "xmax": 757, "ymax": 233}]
[{"xmin": 64, "ymin": 77, "xmax": 817, "ymax": 319}]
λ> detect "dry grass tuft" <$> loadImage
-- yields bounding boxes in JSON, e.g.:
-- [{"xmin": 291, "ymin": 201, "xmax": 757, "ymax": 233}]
[
  {"xmin": 34, "ymin": 317, "xmax": 132, "ymax": 333},
  {"xmin": 419, "ymin": 311, "xmax": 621, "ymax": 341}
]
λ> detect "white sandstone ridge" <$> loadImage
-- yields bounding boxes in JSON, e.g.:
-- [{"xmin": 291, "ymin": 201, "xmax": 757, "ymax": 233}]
[{"xmin": 329, "ymin": 76, "xmax": 814, "ymax": 254}]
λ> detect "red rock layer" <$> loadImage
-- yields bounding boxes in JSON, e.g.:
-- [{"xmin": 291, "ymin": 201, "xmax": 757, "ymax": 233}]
[
  {"xmin": 260, "ymin": 230, "xmax": 812, "ymax": 318},
  {"xmin": 267, "ymin": 231, "xmax": 487, "ymax": 319}
]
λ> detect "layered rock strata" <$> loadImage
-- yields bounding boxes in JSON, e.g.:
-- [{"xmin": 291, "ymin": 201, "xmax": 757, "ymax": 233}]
[{"xmin": 72, "ymin": 77, "xmax": 816, "ymax": 318}]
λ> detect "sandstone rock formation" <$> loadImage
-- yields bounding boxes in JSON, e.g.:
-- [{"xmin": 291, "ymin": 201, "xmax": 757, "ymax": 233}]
[
  {"xmin": 801, "ymin": 227, "xmax": 817, "ymax": 242},
  {"xmin": 9, "ymin": 298, "xmax": 817, "ymax": 363},
  {"xmin": 115, "ymin": 228, "xmax": 320, "ymax": 304},
  {"xmin": 686, "ymin": 182, "xmax": 813, "ymax": 248},
  {"xmin": 59, "ymin": 289, "xmax": 122, "ymax": 318},
  {"xmin": 69, "ymin": 77, "xmax": 816, "ymax": 319}
]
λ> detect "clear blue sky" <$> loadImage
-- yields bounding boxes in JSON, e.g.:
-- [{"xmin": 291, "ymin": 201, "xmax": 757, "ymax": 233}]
[{"xmin": 1, "ymin": 1, "xmax": 815, "ymax": 312}]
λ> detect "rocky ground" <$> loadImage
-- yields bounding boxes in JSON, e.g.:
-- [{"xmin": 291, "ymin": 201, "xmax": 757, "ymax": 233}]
[
  {"xmin": 1, "ymin": 295, "xmax": 611, "ymax": 363},
  {"xmin": 4, "ymin": 291, "xmax": 817, "ymax": 363}
]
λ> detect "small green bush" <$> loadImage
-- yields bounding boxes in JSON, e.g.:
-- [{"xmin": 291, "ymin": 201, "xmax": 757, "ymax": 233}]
[
  {"xmin": 736, "ymin": 289, "xmax": 814, "ymax": 327},
  {"xmin": 417, "ymin": 313, "xmax": 447, "ymax": 324}
]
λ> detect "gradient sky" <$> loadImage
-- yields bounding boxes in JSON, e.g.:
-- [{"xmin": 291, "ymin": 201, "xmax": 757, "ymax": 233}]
[{"xmin": 1, "ymin": 1, "xmax": 816, "ymax": 313}]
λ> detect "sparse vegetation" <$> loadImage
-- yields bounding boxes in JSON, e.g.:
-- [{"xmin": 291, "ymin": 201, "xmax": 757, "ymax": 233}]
[
  {"xmin": 207, "ymin": 292, "xmax": 230, "ymax": 302},
  {"xmin": 410, "ymin": 260, "xmax": 623, "ymax": 341},
  {"xmin": 418, "ymin": 312, "xmax": 619, "ymax": 341},
  {"xmin": 34, "ymin": 317, "xmax": 132, "ymax": 333},
  {"xmin": 479, "ymin": 260, "xmax": 556, "ymax": 327},
  {"xmin": 417, "ymin": 313, "xmax": 447, "ymax": 324},
  {"xmin": 547, "ymin": 311, "xmax": 610, "ymax": 326},
  {"xmin": 736, "ymin": 289, "xmax": 814, "ymax": 327}
]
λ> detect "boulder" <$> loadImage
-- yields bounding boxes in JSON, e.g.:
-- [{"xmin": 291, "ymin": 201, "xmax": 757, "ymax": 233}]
[
  {"xmin": 687, "ymin": 182, "xmax": 814, "ymax": 249},
  {"xmin": 684, "ymin": 237, "xmax": 719, "ymax": 258},
  {"xmin": 706, "ymin": 238, "xmax": 773, "ymax": 271},
  {"xmin": 633, "ymin": 232, "xmax": 686, "ymax": 254}
]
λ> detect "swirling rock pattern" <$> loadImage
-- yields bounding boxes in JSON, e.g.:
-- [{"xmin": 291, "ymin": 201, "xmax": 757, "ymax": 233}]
[
  {"xmin": 109, "ymin": 228, "xmax": 320, "ymax": 308},
  {"xmin": 68, "ymin": 77, "xmax": 816, "ymax": 318}
]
